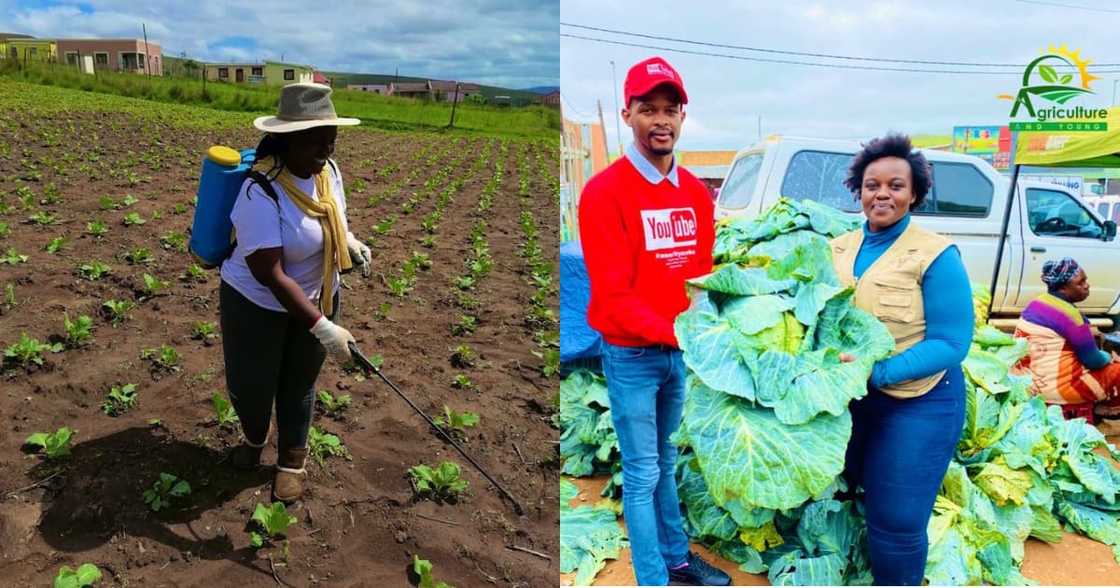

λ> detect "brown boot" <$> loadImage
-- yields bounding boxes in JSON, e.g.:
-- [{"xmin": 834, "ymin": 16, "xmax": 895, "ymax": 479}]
[{"xmin": 273, "ymin": 447, "xmax": 308, "ymax": 503}]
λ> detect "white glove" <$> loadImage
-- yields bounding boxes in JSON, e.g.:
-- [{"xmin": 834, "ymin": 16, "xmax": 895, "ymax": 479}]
[
  {"xmin": 346, "ymin": 231, "xmax": 372, "ymax": 278},
  {"xmin": 309, "ymin": 315, "xmax": 356, "ymax": 363}
]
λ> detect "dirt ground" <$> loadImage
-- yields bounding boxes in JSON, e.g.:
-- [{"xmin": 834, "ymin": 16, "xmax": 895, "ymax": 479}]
[
  {"xmin": 0, "ymin": 108, "xmax": 559, "ymax": 586},
  {"xmin": 562, "ymin": 421, "xmax": 1120, "ymax": 586}
]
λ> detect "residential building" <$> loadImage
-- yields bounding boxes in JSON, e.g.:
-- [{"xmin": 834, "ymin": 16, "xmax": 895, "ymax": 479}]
[
  {"xmin": 538, "ymin": 90, "xmax": 560, "ymax": 106},
  {"xmin": 561, "ymin": 115, "xmax": 608, "ymax": 242},
  {"xmin": 264, "ymin": 61, "xmax": 313, "ymax": 85},
  {"xmin": 2, "ymin": 37, "xmax": 58, "ymax": 64},
  {"xmin": 429, "ymin": 80, "xmax": 482, "ymax": 103},
  {"xmin": 347, "ymin": 83, "xmax": 389, "ymax": 94},
  {"xmin": 678, "ymin": 150, "xmax": 737, "ymax": 197},
  {"xmin": 204, "ymin": 62, "xmax": 266, "ymax": 84},
  {"xmin": 202, "ymin": 60, "xmax": 312, "ymax": 86},
  {"xmin": 312, "ymin": 71, "xmax": 331, "ymax": 86},
  {"xmin": 390, "ymin": 81, "xmax": 432, "ymax": 99},
  {"xmin": 55, "ymin": 38, "xmax": 162, "ymax": 75}
]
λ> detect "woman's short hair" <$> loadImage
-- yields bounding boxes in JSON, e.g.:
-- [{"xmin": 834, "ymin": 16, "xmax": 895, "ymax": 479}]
[{"xmin": 844, "ymin": 133, "xmax": 932, "ymax": 210}]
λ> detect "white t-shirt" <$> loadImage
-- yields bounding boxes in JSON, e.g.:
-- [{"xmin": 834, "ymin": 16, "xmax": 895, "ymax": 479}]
[{"xmin": 220, "ymin": 160, "xmax": 349, "ymax": 312}]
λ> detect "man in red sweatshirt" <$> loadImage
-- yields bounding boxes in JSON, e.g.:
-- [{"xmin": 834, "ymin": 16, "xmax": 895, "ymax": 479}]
[{"xmin": 578, "ymin": 56, "xmax": 727, "ymax": 586}]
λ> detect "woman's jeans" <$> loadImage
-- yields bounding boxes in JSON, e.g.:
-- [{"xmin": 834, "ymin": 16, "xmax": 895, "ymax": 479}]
[
  {"xmin": 601, "ymin": 342, "xmax": 690, "ymax": 586},
  {"xmin": 219, "ymin": 280, "xmax": 337, "ymax": 452},
  {"xmin": 844, "ymin": 365, "xmax": 966, "ymax": 586}
]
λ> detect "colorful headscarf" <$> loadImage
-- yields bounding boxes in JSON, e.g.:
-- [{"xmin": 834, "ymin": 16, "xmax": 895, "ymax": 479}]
[{"xmin": 1041, "ymin": 257, "xmax": 1081, "ymax": 288}]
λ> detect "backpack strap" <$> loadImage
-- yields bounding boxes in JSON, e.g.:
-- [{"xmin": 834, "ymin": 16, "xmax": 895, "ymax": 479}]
[
  {"xmin": 246, "ymin": 170, "xmax": 281, "ymax": 204},
  {"xmin": 220, "ymin": 170, "xmax": 280, "ymax": 271}
]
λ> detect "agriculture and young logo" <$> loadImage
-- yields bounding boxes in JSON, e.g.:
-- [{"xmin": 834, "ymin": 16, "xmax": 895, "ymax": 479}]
[
  {"xmin": 1002, "ymin": 44, "xmax": 1108, "ymax": 132},
  {"xmin": 640, "ymin": 207, "xmax": 698, "ymax": 251}
]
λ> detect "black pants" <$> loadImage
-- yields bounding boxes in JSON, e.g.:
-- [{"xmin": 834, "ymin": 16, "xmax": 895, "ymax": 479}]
[{"xmin": 219, "ymin": 280, "xmax": 337, "ymax": 451}]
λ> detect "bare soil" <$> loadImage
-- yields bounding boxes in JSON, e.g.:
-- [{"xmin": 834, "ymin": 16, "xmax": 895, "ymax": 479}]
[{"xmin": 0, "ymin": 108, "xmax": 559, "ymax": 587}]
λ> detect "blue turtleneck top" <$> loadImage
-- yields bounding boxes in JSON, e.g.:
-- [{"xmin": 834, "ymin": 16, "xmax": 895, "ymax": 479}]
[{"xmin": 853, "ymin": 214, "xmax": 974, "ymax": 390}]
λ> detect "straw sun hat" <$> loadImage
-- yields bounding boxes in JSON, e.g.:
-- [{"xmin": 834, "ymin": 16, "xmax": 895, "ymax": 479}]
[{"xmin": 252, "ymin": 82, "xmax": 360, "ymax": 133}]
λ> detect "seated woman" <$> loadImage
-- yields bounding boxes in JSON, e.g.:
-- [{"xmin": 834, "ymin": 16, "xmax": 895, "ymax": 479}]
[{"xmin": 1013, "ymin": 258, "xmax": 1120, "ymax": 421}]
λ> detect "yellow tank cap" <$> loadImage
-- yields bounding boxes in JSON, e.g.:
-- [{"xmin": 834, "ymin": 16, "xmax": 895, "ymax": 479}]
[{"xmin": 207, "ymin": 145, "xmax": 242, "ymax": 166}]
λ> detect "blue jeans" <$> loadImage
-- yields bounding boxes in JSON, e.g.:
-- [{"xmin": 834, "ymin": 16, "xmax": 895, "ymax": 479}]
[
  {"xmin": 844, "ymin": 366, "xmax": 966, "ymax": 586},
  {"xmin": 601, "ymin": 342, "xmax": 690, "ymax": 586}
]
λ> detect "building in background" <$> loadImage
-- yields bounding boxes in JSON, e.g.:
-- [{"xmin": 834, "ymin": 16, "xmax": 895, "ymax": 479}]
[
  {"xmin": 347, "ymin": 83, "xmax": 389, "ymax": 94},
  {"xmin": 390, "ymin": 81, "xmax": 432, "ymax": 99},
  {"xmin": 538, "ymin": 90, "xmax": 560, "ymax": 106},
  {"xmin": 430, "ymin": 80, "xmax": 481, "ymax": 102},
  {"xmin": 679, "ymin": 150, "xmax": 737, "ymax": 198},
  {"xmin": 204, "ymin": 61, "xmax": 265, "ymax": 84},
  {"xmin": 561, "ymin": 114, "xmax": 608, "ymax": 242},
  {"xmin": 203, "ymin": 60, "xmax": 312, "ymax": 85},
  {"xmin": 2, "ymin": 36, "xmax": 58, "ymax": 64},
  {"xmin": 53, "ymin": 38, "xmax": 161, "ymax": 75},
  {"xmin": 263, "ymin": 61, "xmax": 313, "ymax": 85}
]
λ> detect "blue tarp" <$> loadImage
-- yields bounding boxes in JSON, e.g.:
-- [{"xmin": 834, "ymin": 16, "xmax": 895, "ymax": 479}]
[{"xmin": 560, "ymin": 241, "xmax": 602, "ymax": 362}]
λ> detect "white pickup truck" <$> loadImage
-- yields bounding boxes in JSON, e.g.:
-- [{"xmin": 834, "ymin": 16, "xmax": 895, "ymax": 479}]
[{"xmin": 713, "ymin": 136, "xmax": 1120, "ymax": 329}]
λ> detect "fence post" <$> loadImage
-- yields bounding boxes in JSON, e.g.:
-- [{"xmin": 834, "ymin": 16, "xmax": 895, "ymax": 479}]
[{"xmin": 448, "ymin": 82, "xmax": 461, "ymax": 128}]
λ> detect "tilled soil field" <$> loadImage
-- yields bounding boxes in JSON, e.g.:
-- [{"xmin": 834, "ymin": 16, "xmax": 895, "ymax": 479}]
[{"xmin": 0, "ymin": 86, "xmax": 559, "ymax": 587}]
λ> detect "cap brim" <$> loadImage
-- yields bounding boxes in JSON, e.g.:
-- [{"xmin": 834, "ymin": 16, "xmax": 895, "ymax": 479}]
[
  {"xmin": 627, "ymin": 80, "xmax": 689, "ymax": 105},
  {"xmin": 253, "ymin": 116, "xmax": 361, "ymax": 133}
]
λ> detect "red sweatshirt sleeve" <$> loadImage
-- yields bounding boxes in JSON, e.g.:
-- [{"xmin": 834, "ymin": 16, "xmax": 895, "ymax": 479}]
[{"xmin": 579, "ymin": 178, "xmax": 679, "ymax": 347}]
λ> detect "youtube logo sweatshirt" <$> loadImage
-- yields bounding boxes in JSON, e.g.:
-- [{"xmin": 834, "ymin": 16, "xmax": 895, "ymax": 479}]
[{"xmin": 578, "ymin": 155, "xmax": 714, "ymax": 349}]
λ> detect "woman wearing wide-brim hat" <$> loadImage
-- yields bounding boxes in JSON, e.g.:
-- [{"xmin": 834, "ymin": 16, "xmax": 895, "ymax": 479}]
[{"xmin": 219, "ymin": 82, "xmax": 372, "ymax": 503}]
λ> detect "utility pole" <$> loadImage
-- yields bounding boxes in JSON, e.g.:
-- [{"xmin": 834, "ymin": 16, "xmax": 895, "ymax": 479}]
[
  {"xmin": 448, "ymin": 82, "xmax": 461, "ymax": 128},
  {"xmin": 597, "ymin": 99, "xmax": 610, "ymax": 164},
  {"xmin": 610, "ymin": 60, "xmax": 623, "ymax": 157},
  {"xmin": 142, "ymin": 23, "xmax": 151, "ymax": 78}
]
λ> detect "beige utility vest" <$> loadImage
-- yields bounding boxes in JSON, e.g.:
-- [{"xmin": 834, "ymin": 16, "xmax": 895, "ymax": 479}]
[{"xmin": 830, "ymin": 222, "xmax": 953, "ymax": 399}]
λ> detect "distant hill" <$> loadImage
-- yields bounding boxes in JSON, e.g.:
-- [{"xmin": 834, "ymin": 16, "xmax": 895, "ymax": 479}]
[{"xmin": 521, "ymin": 86, "xmax": 559, "ymax": 95}]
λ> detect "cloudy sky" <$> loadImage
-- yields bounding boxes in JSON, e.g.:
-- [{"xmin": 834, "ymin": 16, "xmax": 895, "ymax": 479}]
[
  {"xmin": 1, "ymin": 0, "xmax": 558, "ymax": 89},
  {"xmin": 562, "ymin": 0, "xmax": 1120, "ymax": 151}
]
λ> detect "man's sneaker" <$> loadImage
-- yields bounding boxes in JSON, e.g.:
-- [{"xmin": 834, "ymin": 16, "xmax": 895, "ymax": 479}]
[{"xmin": 667, "ymin": 552, "xmax": 731, "ymax": 586}]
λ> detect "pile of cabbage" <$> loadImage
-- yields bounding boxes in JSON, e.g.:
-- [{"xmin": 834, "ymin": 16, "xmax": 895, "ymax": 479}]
[
  {"xmin": 932, "ymin": 321, "xmax": 1120, "ymax": 584},
  {"xmin": 559, "ymin": 369, "xmax": 622, "ymax": 498},
  {"xmin": 559, "ymin": 197, "xmax": 1120, "ymax": 585},
  {"xmin": 672, "ymin": 198, "xmax": 891, "ymax": 584},
  {"xmin": 672, "ymin": 198, "xmax": 1120, "ymax": 585}
]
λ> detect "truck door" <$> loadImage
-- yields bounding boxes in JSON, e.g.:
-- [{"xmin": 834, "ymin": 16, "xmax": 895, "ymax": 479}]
[
  {"xmin": 909, "ymin": 161, "xmax": 1022, "ymax": 314},
  {"xmin": 1016, "ymin": 186, "xmax": 1118, "ymax": 311}
]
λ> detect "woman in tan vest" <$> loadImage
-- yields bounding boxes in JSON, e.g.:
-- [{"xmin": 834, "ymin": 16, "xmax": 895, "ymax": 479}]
[{"xmin": 831, "ymin": 134, "xmax": 974, "ymax": 585}]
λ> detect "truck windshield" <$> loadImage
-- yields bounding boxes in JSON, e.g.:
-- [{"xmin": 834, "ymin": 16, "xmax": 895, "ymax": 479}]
[
  {"xmin": 780, "ymin": 150, "xmax": 861, "ymax": 213},
  {"xmin": 718, "ymin": 153, "xmax": 764, "ymax": 210}
]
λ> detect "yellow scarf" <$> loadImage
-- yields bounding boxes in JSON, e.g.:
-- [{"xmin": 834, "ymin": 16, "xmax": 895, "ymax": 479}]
[{"xmin": 253, "ymin": 156, "xmax": 352, "ymax": 316}]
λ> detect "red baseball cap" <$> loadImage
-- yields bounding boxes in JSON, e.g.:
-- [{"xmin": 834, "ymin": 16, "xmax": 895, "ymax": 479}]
[{"xmin": 624, "ymin": 56, "xmax": 688, "ymax": 106}]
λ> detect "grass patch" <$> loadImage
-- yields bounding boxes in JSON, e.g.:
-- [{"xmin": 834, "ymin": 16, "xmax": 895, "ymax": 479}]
[{"xmin": 0, "ymin": 61, "xmax": 557, "ymax": 139}]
